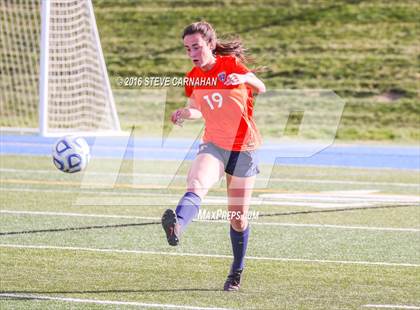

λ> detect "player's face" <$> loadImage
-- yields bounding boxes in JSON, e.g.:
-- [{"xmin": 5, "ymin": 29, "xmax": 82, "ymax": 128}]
[{"xmin": 184, "ymin": 33, "xmax": 215, "ymax": 69}]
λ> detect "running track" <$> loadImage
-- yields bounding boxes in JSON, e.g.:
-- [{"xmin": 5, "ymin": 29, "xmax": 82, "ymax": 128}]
[{"xmin": 0, "ymin": 135, "xmax": 419, "ymax": 170}]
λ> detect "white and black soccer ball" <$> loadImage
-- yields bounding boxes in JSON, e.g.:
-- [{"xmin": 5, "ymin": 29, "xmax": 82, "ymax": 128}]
[{"xmin": 52, "ymin": 136, "xmax": 90, "ymax": 173}]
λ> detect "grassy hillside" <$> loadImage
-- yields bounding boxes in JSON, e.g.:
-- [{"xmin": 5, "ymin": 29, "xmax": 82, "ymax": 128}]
[{"xmin": 93, "ymin": 0, "xmax": 419, "ymax": 142}]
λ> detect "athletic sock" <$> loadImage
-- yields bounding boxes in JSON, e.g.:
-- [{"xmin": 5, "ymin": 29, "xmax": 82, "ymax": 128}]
[
  {"xmin": 230, "ymin": 225, "xmax": 250, "ymax": 273},
  {"xmin": 175, "ymin": 192, "xmax": 201, "ymax": 232}
]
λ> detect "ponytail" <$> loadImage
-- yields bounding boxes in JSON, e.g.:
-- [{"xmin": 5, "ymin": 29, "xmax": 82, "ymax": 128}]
[{"xmin": 214, "ymin": 38, "xmax": 251, "ymax": 64}]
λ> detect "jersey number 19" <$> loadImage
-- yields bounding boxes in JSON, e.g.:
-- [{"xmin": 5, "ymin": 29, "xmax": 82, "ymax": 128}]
[{"xmin": 203, "ymin": 92, "xmax": 223, "ymax": 110}]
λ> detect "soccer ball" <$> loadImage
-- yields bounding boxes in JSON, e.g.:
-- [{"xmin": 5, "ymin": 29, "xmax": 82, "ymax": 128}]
[{"xmin": 52, "ymin": 136, "xmax": 90, "ymax": 173}]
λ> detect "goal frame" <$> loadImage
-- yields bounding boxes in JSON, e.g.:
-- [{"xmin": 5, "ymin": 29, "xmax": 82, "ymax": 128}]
[{"xmin": 37, "ymin": 0, "xmax": 122, "ymax": 137}]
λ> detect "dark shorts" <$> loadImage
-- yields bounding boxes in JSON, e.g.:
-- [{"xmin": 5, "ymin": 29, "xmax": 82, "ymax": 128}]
[{"xmin": 197, "ymin": 142, "xmax": 260, "ymax": 177}]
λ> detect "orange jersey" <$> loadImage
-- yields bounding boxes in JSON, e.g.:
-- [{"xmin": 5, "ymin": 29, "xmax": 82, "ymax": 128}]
[{"xmin": 185, "ymin": 55, "xmax": 261, "ymax": 151}]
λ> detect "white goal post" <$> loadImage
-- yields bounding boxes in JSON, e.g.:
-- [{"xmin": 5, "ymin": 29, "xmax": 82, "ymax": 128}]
[{"xmin": 1, "ymin": 0, "xmax": 122, "ymax": 136}]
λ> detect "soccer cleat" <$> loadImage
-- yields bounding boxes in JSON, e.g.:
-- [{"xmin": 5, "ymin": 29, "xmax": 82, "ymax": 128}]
[
  {"xmin": 161, "ymin": 209, "xmax": 180, "ymax": 246},
  {"xmin": 223, "ymin": 269, "xmax": 243, "ymax": 291}
]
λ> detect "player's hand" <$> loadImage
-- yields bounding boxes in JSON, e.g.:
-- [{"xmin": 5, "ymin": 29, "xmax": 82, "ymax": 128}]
[
  {"xmin": 171, "ymin": 109, "xmax": 185, "ymax": 126},
  {"xmin": 224, "ymin": 73, "xmax": 247, "ymax": 86}
]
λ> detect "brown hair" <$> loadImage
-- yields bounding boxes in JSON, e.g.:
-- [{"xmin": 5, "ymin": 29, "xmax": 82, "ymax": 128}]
[{"xmin": 182, "ymin": 21, "xmax": 251, "ymax": 64}]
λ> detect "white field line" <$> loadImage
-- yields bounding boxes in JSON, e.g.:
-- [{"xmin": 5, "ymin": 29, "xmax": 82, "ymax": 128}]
[
  {"xmin": 76, "ymin": 197, "xmax": 381, "ymax": 209},
  {"xmin": 0, "ymin": 210, "xmax": 158, "ymax": 220},
  {"xmin": 363, "ymin": 305, "xmax": 420, "ymax": 309},
  {"xmin": 75, "ymin": 198, "xmax": 417, "ymax": 209},
  {"xmin": 269, "ymin": 178, "xmax": 419, "ymax": 188},
  {"xmin": 1, "ymin": 244, "xmax": 419, "ymax": 268},
  {"xmin": 75, "ymin": 189, "xmax": 420, "ymax": 208},
  {"xmin": 2, "ymin": 187, "xmax": 364, "ymax": 208},
  {"xmin": 1, "ymin": 209, "xmax": 420, "ymax": 232},
  {"xmin": 259, "ymin": 193, "xmax": 420, "ymax": 203},
  {"xmin": 0, "ymin": 187, "xmax": 391, "ymax": 209},
  {"xmin": 2, "ymin": 186, "xmax": 418, "ymax": 212},
  {"xmin": 247, "ymin": 222, "xmax": 420, "ymax": 232},
  {"xmin": 4, "ymin": 187, "xmax": 417, "ymax": 209},
  {"xmin": 0, "ymin": 187, "xmax": 420, "ymax": 208},
  {"xmin": 0, "ymin": 293, "xmax": 233, "ymax": 310},
  {"xmin": 1, "ymin": 168, "xmax": 418, "ymax": 187}
]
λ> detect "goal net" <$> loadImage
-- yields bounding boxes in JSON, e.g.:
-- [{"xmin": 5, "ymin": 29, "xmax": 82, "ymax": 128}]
[{"xmin": 0, "ymin": 0, "xmax": 121, "ymax": 136}]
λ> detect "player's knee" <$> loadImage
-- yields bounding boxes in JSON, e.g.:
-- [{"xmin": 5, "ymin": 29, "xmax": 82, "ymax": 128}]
[
  {"xmin": 187, "ymin": 178, "xmax": 208, "ymax": 197},
  {"xmin": 230, "ymin": 216, "xmax": 248, "ymax": 232},
  {"xmin": 187, "ymin": 177, "xmax": 203, "ymax": 190}
]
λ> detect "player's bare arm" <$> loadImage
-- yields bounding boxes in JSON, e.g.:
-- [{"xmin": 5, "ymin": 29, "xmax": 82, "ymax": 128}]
[{"xmin": 171, "ymin": 98, "xmax": 202, "ymax": 125}]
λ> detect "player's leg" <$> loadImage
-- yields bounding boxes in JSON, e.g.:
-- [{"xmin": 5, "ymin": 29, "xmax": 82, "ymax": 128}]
[
  {"xmin": 223, "ymin": 149, "xmax": 259, "ymax": 291},
  {"xmin": 162, "ymin": 146, "xmax": 224, "ymax": 246},
  {"xmin": 224, "ymin": 173, "xmax": 256, "ymax": 291},
  {"xmin": 186, "ymin": 152, "xmax": 225, "ymax": 198},
  {"xmin": 176, "ymin": 152, "xmax": 224, "ymax": 229}
]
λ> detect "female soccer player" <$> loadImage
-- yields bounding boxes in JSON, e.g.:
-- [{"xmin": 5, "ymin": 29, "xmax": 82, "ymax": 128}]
[{"xmin": 161, "ymin": 21, "xmax": 266, "ymax": 292}]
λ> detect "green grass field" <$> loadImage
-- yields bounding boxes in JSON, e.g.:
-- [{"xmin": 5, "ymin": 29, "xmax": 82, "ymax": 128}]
[{"xmin": 1, "ymin": 154, "xmax": 419, "ymax": 309}]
